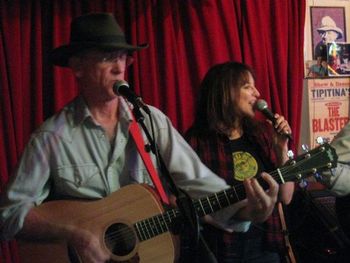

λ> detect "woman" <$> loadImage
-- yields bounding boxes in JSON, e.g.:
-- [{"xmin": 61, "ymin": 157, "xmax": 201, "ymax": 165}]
[{"xmin": 185, "ymin": 61, "xmax": 294, "ymax": 262}]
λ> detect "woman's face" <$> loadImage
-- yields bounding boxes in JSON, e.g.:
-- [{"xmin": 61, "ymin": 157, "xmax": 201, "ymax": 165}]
[{"xmin": 234, "ymin": 72, "xmax": 260, "ymax": 118}]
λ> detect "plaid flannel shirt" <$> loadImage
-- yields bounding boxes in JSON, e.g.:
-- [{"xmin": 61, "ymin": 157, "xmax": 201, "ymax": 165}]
[{"xmin": 185, "ymin": 123, "xmax": 285, "ymax": 260}]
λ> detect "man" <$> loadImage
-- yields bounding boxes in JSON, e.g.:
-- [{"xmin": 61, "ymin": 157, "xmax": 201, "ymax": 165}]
[
  {"xmin": 314, "ymin": 16, "xmax": 343, "ymax": 60},
  {"xmin": 322, "ymin": 121, "xmax": 350, "ymax": 196},
  {"xmin": 307, "ymin": 56, "xmax": 328, "ymax": 77},
  {"xmin": 0, "ymin": 13, "xmax": 279, "ymax": 262},
  {"xmin": 320, "ymin": 121, "xmax": 350, "ymax": 248}
]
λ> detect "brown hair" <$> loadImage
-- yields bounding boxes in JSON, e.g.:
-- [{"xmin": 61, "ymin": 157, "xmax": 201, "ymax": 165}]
[{"xmin": 189, "ymin": 61, "xmax": 258, "ymax": 137}]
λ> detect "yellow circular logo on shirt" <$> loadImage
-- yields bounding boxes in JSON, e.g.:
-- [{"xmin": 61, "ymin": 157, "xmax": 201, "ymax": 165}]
[{"xmin": 232, "ymin": 151, "xmax": 258, "ymax": 181}]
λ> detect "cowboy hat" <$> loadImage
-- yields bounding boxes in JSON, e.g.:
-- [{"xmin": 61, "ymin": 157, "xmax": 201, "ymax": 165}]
[
  {"xmin": 317, "ymin": 16, "xmax": 343, "ymax": 39},
  {"xmin": 50, "ymin": 13, "xmax": 148, "ymax": 67}
]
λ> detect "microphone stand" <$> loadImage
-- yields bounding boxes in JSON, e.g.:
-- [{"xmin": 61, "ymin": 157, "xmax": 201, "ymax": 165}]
[{"xmin": 132, "ymin": 105, "xmax": 217, "ymax": 263}]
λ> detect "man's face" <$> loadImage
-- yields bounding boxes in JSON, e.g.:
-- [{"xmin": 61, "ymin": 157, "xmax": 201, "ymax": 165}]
[
  {"xmin": 320, "ymin": 30, "xmax": 339, "ymax": 43},
  {"xmin": 71, "ymin": 49, "xmax": 133, "ymax": 101}
]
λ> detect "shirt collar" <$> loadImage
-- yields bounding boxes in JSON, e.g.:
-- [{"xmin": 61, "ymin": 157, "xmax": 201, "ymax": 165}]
[{"xmin": 70, "ymin": 95, "xmax": 134, "ymax": 127}]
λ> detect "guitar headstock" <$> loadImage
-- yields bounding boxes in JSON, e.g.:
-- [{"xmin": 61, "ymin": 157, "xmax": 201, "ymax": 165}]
[{"xmin": 279, "ymin": 141, "xmax": 338, "ymax": 184}]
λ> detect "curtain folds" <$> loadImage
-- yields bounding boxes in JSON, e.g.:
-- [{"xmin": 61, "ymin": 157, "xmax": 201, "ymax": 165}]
[{"xmin": 0, "ymin": 1, "xmax": 305, "ymax": 262}]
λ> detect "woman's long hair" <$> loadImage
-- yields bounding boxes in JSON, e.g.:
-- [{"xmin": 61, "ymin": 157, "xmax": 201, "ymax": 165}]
[{"xmin": 189, "ymin": 61, "xmax": 261, "ymax": 139}]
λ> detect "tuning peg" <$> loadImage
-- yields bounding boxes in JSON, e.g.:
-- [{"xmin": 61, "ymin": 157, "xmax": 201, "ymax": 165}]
[
  {"xmin": 287, "ymin": 150, "xmax": 294, "ymax": 160},
  {"xmin": 299, "ymin": 179, "xmax": 308, "ymax": 189},
  {"xmin": 316, "ymin": 137, "xmax": 325, "ymax": 145},
  {"xmin": 314, "ymin": 172, "xmax": 323, "ymax": 181},
  {"xmin": 301, "ymin": 144, "xmax": 309, "ymax": 152}
]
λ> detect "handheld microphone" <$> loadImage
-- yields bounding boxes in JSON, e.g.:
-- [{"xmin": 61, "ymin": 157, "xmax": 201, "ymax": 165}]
[
  {"xmin": 113, "ymin": 80, "xmax": 150, "ymax": 114},
  {"xmin": 254, "ymin": 99, "xmax": 292, "ymax": 140}
]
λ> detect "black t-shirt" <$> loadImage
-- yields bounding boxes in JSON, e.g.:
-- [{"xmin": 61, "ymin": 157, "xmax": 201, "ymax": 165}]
[
  {"xmin": 229, "ymin": 134, "xmax": 269, "ymax": 184},
  {"xmin": 229, "ymin": 134, "xmax": 273, "ymax": 238}
]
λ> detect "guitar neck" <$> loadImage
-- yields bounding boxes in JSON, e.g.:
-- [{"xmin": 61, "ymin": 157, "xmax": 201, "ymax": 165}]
[
  {"xmin": 134, "ymin": 175, "xmax": 274, "ymax": 241},
  {"xmin": 135, "ymin": 143, "xmax": 337, "ymax": 242},
  {"xmin": 192, "ymin": 170, "xmax": 286, "ymax": 217}
]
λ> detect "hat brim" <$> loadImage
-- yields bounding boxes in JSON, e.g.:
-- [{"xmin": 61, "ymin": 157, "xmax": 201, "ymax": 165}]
[
  {"xmin": 50, "ymin": 42, "xmax": 149, "ymax": 67},
  {"xmin": 317, "ymin": 27, "xmax": 343, "ymax": 39}
]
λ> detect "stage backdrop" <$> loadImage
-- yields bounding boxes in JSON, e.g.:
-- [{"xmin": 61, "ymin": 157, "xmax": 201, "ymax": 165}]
[{"xmin": 0, "ymin": 1, "xmax": 305, "ymax": 262}]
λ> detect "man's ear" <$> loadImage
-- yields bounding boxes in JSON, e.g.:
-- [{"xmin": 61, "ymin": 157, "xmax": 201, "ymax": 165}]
[
  {"xmin": 68, "ymin": 56, "xmax": 83, "ymax": 78},
  {"xmin": 126, "ymin": 56, "xmax": 134, "ymax": 67}
]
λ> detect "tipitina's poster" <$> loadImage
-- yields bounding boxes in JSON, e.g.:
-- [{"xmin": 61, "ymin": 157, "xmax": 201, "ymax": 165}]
[{"xmin": 308, "ymin": 78, "xmax": 350, "ymax": 148}]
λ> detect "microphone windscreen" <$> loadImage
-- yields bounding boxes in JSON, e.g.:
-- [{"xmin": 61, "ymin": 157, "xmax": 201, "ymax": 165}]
[
  {"xmin": 113, "ymin": 80, "xmax": 129, "ymax": 95},
  {"xmin": 254, "ymin": 99, "xmax": 268, "ymax": 112}
]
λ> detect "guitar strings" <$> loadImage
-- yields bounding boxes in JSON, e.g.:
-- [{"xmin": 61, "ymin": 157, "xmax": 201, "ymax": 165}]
[
  {"xmin": 196, "ymin": 150, "xmax": 328, "ymax": 212},
  {"xmin": 103, "ymin": 150, "xmax": 329, "ymax": 244},
  {"xmin": 104, "ymin": 211, "xmax": 177, "ymax": 243}
]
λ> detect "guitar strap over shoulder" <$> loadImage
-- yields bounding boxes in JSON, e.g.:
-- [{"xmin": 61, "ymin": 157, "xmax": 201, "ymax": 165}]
[{"xmin": 129, "ymin": 118, "xmax": 170, "ymax": 205}]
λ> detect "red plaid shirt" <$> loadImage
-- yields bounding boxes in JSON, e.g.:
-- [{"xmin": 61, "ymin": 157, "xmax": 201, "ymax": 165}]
[{"xmin": 185, "ymin": 123, "xmax": 286, "ymax": 260}]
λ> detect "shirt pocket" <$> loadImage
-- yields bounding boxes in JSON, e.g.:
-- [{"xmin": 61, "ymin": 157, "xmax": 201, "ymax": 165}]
[{"xmin": 54, "ymin": 164, "xmax": 105, "ymax": 197}]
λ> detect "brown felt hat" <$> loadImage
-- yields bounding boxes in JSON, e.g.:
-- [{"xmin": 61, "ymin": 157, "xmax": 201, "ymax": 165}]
[{"xmin": 50, "ymin": 13, "xmax": 148, "ymax": 67}]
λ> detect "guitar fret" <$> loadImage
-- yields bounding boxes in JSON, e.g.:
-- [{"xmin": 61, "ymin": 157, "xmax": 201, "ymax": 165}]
[
  {"xmin": 214, "ymin": 193, "xmax": 222, "ymax": 209},
  {"xmin": 231, "ymin": 186, "xmax": 240, "ymax": 201},
  {"xmin": 146, "ymin": 218, "xmax": 156, "ymax": 237},
  {"xmin": 209, "ymin": 195, "xmax": 221, "ymax": 211},
  {"xmin": 206, "ymin": 196, "xmax": 214, "ymax": 213},
  {"xmin": 141, "ymin": 220, "xmax": 151, "ymax": 240},
  {"xmin": 156, "ymin": 214, "xmax": 168, "ymax": 233},
  {"xmin": 134, "ymin": 222, "xmax": 144, "ymax": 241},
  {"xmin": 217, "ymin": 192, "xmax": 228, "ymax": 207},
  {"xmin": 166, "ymin": 210, "xmax": 173, "ymax": 226},
  {"xmin": 276, "ymin": 168, "xmax": 285, "ymax": 184},
  {"xmin": 138, "ymin": 221, "xmax": 148, "ymax": 241},
  {"xmin": 223, "ymin": 190, "xmax": 231, "ymax": 205},
  {"xmin": 172, "ymin": 209, "xmax": 177, "ymax": 220},
  {"xmin": 150, "ymin": 217, "xmax": 158, "ymax": 237},
  {"xmin": 161, "ymin": 213, "xmax": 170, "ymax": 230},
  {"xmin": 154, "ymin": 216, "xmax": 162, "ymax": 235},
  {"xmin": 197, "ymin": 199, "xmax": 206, "ymax": 215}
]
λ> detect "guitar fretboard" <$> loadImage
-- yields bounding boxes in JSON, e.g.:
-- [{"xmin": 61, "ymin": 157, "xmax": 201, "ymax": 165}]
[
  {"xmin": 134, "ymin": 144, "xmax": 336, "ymax": 242},
  {"xmin": 134, "ymin": 186, "xmax": 245, "ymax": 241}
]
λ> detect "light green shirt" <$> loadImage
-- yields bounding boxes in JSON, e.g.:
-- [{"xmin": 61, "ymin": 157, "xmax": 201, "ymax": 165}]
[
  {"xmin": 0, "ymin": 96, "xmax": 249, "ymax": 239},
  {"xmin": 322, "ymin": 121, "xmax": 350, "ymax": 196}
]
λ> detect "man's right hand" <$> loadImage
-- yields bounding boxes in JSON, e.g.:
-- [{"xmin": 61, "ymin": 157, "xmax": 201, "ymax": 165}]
[
  {"xmin": 67, "ymin": 227, "xmax": 110, "ymax": 263},
  {"xmin": 19, "ymin": 209, "xmax": 110, "ymax": 263}
]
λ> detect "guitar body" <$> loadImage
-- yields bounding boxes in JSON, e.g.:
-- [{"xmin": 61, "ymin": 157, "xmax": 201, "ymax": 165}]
[{"xmin": 18, "ymin": 184, "xmax": 177, "ymax": 263}]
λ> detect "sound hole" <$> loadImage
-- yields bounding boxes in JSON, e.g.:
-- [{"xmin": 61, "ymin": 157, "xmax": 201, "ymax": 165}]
[{"xmin": 104, "ymin": 223, "xmax": 136, "ymax": 257}]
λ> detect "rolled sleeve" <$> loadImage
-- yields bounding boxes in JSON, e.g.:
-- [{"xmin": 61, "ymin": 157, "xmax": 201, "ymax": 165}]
[{"xmin": 0, "ymin": 136, "xmax": 51, "ymax": 240}]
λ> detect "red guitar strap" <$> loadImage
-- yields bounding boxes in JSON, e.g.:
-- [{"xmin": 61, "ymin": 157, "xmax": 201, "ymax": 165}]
[{"xmin": 129, "ymin": 118, "xmax": 170, "ymax": 205}]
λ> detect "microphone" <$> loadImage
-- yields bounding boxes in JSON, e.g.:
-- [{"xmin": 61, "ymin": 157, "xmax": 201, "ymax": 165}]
[
  {"xmin": 254, "ymin": 99, "xmax": 292, "ymax": 140},
  {"xmin": 113, "ymin": 80, "xmax": 150, "ymax": 114}
]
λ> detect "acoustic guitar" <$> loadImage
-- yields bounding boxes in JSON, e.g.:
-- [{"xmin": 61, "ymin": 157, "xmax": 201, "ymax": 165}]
[{"xmin": 18, "ymin": 142, "xmax": 337, "ymax": 262}]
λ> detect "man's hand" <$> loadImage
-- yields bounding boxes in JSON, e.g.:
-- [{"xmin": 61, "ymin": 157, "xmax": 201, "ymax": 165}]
[{"xmin": 67, "ymin": 227, "xmax": 110, "ymax": 263}]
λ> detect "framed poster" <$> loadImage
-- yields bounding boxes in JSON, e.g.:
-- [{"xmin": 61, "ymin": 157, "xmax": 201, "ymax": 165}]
[
  {"xmin": 327, "ymin": 42, "xmax": 350, "ymax": 76},
  {"xmin": 310, "ymin": 6, "xmax": 346, "ymax": 60}
]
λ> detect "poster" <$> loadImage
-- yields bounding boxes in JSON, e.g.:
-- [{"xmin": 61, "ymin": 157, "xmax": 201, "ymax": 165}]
[
  {"xmin": 310, "ymin": 6, "xmax": 346, "ymax": 60},
  {"xmin": 307, "ymin": 78, "xmax": 350, "ymax": 148},
  {"xmin": 327, "ymin": 42, "xmax": 350, "ymax": 76}
]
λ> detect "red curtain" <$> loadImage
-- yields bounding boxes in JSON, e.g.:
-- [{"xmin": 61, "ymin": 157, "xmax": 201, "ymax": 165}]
[{"xmin": 0, "ymin": 0, "xmax": 305, "ymax": 261}]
